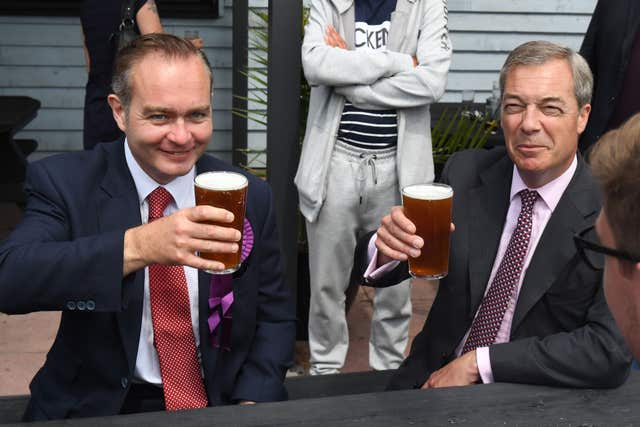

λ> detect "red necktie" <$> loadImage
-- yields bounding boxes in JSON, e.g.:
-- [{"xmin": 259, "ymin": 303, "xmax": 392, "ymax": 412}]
[
  {"xmin": 147, "ymin": 186, "xmax": 208, "ymax": 411},
  {"xmin": 462, "ymin": 189, "xmax": 539, "ymax": 354}
]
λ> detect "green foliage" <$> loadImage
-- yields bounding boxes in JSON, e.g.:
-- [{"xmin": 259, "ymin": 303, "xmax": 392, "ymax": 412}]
[
  {"xmin": 232, "ymin": 8, "xmax": 311, "ymax": 176},
  {"xmin": 431, "ymin": 107, "xmax": 498, "ymax": 167}
]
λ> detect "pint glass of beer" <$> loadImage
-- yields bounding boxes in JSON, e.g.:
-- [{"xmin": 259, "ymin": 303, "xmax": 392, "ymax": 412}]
[
  {"xmin": 194, "ymin": 171, "xmax": 248, "ymax": 274},
  {"xmin": 401, "ymin": 183, "xmax": 453, "ymax": 279}
]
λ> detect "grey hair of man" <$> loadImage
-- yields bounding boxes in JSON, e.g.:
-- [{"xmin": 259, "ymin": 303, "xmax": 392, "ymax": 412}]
[
  {"xmin": 499, "ymin": 40, "xmax": 593, "ymax": 109},
  {"xmin": 111, "ymin": 33, "xmax": 214, "ymax": 116}
]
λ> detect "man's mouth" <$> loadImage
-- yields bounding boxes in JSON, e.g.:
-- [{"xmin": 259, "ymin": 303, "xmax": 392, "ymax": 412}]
[{"xmin": 162, "ymin": 149, "xmax": 192, "ymax": 156}]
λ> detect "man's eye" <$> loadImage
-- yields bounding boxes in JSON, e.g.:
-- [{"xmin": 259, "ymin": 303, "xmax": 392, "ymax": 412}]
[
  {"xmin": 149, "ymin": 114, "xmax": 167, "ymax": 121},
  {"xmin": 503, "ymin": 104, "xmax": 525, "ymax": 114},
  {"xmin": 191, "ymin": 112, "xmax": 207, "ymax": 119},
  {"xmin": 541, "ymin": 105, "xmax": 563, "ymax": 116}
]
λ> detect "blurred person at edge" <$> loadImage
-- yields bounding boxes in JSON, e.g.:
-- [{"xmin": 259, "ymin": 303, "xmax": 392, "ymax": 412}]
[{"xmin": 588, "ymin": 112, "xmax": 640, "ymax": 361}]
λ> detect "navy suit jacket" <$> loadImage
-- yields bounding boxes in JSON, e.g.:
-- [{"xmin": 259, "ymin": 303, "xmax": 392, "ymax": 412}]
[
  {"xmin": 0, "ymin": 141, "xmax": 296, "ymax": 420},
  {"xmin": 351, "ymin": 148, "xmax": 630, "ymax": 390}
]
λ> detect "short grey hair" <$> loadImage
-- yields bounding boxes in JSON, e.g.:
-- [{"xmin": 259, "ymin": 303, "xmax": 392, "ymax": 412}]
[{"xmin": 499, "ymin": 40, "xmax": 593, "ymax": 109}]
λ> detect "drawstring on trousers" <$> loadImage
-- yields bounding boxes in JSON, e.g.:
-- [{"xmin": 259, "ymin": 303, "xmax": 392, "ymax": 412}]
[{"xmin": 357, "ymin": 153, "xmax": 378, "ymax": 204}]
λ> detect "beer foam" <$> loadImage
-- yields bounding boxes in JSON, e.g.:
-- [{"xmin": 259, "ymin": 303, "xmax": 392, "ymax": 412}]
[
  {"xmin": 195, "ymin": 171, "xmax": 248, "ymax": 191},
  {"xmin": 403, "ymin": 184, "xmax": 452, "ymax": 200}
]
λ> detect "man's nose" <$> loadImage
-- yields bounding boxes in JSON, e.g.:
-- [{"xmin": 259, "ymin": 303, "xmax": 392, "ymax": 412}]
[
  {"xmin": 168, "ymin": 119, "xmax": 191, "ymax": 144},
  {"xmin": 520, "ymin": 105, "xmax": 542, "ymax": 133}
]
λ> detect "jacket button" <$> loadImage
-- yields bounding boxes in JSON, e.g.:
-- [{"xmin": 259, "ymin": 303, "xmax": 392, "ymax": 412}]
[
  {"xmin": 77, "ymin": 301, "xmax": 86, "ymax": 311},
  {"xmin": 86, "ymin": 300, "xmax": 96, "ymax": 311},
  {"xmin": 121, "ymin": 377, "xmax": 128, "ymax": 389},
  {"xmin": 66, "ymin": 301, "xmax": 76, "ymax": 310}
]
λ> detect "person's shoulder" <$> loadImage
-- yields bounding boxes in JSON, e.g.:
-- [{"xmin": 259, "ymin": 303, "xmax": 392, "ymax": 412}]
[
  {"xmin": 28, "ymin": 142, "xmax": 116, "ymax": 186},
  {"xmin": 446, "ymin": 147, "xmax": 508, "ymax": 173}
]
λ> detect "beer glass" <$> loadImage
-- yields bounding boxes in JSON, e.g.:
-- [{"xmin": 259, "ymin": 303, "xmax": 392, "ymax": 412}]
[
  {"xmin": 194, "ymin": 171, "xmax": 248, "ymax": 274},
  {"xmin": 401, "ymin": 183, "xmax": 453, "ymax": 279}
]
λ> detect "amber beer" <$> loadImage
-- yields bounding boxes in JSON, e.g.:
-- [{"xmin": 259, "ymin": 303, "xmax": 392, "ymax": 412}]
[
  {"xmin": 402, "ymin": 183, "xmax": 453, "ymax": 279},
  {"xmin": 194, "ymin": 171, "xmax": 248, "ymax": 274}
]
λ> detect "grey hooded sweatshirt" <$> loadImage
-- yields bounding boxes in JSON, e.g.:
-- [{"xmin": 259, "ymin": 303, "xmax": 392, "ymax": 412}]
[{"xmin": 295, "ymin": 0, "xmax": 452, "ymax": 222}]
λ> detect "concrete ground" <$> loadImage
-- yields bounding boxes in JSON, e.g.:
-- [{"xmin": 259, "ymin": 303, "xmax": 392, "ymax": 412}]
[{"xmin": 0, "ymin": 202, "xmax": 437, "ymax": 396}]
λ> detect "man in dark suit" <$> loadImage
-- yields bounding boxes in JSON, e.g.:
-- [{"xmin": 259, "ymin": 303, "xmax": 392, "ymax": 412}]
[
  {"xmin": 0, "ymin": 34, "xmax": 295, "ymax": 420},
  {"xmin": 579, "ymin": 0, "xmax": 640, "ymax": 153},
  {"xmin": 351, "ymin": 40, "xmax": 631, "ymax": 390}
]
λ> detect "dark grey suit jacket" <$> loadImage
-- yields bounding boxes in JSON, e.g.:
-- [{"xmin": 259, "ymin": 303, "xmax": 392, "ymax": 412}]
[
  {"xmin": 579, "ymin": 0, "xmax": 640, "ymax": 152},
  {"xmin": 352, "ymin": 147, "xmax": 631, "ymax": 390},
  {"xmin": 0, "ymin": 141, "xmax": 296, "ymax": 420}
]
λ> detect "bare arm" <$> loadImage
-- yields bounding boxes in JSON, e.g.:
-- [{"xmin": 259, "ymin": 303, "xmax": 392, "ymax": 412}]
[{"xmin": 136, "ymin": 0, "xmax": 163, "ymax": 34}]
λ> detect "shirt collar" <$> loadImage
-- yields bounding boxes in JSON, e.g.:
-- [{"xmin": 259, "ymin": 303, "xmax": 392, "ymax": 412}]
[
  {"xmin": 510, "ymin": 154, "xmax": 578, "ymax": 212},
  {"xmin": 124, "ymin": 138, "xmax": 196, "ymax": 209}
]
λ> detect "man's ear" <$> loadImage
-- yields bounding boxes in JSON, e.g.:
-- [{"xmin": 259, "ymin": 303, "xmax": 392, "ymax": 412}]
[
  {"xmin": 577, "ymin": 103, "xmax": 591, "ymax": 135},
  {"xmin": 618, "ymin": 259, "xmax": 640, "ymax": 281},
  {"xmin": 107, "ymin": 94, "xmax": 127, "ymax": 132}
]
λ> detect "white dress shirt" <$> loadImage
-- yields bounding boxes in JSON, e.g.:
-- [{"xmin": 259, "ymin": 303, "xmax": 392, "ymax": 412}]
[{"xmin": 124, "ymin": 140, "xmax": 201, "ymax": 385}]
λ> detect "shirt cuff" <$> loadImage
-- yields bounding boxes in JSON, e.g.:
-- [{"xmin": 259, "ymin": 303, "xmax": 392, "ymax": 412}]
[
  {"xmin": 364, "ymin": 234, "xmax": 401, "ymax": 280},
  {"xmin": 476, "ymin": 347, "xmax": 494, "ymax": 384}
]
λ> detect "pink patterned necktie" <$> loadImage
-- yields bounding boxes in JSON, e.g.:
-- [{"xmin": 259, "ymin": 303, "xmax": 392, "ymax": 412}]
[
  {"xmin": 147, "ymin": 186, "xmax": 208, "ymax": 411},
  {"xmin": 462, "ymin": 189, "xmax": 539, "ymax": 354}
]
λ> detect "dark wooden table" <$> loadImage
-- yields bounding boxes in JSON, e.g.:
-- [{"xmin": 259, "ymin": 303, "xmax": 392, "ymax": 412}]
[{"xmin": 2, "ymin": 371, "xmax": 640, "ymax": 426}]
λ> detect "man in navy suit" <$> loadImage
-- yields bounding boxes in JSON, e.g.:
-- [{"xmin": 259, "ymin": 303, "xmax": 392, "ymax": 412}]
[{"xmin": 0, "ymin": 33, "xmax": 295, "ymax": 420}]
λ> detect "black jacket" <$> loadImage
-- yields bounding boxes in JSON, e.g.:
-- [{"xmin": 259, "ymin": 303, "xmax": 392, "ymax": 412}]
[{"xmin": 579, "ymin": 0, "xmax": 640, "ymax": 152}]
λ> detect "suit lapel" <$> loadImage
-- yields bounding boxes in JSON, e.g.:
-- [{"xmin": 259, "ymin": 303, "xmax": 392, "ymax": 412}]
[
  {"xmin": 511, "ymin": 159, "xmax": 600, "ymax": 331},
  {"xmin": 98, "ymin": 142, "xmax": 146, "ymax": 375},
  {"xmin": 198, "ymin": 269, "xmax": 219, "ymax": 393},
  {"xmin": 466, "ymin": 156, "xmax": 512, "ymax": 317}
]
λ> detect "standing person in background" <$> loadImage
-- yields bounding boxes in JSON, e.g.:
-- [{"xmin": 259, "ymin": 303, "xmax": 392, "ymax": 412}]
[
  {"xmin": 81, "ymin": 0, "xmax": 163, "ymax": 150},
  {"xmin": 296, "ymin": 0, "xmax": 451, "ymax": 375},
  {"xmin": 579, "ymin": 0, "xmax": 640, "ymax": 154}
]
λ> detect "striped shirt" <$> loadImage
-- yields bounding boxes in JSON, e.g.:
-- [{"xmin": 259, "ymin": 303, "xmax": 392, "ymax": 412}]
[
  {"xmin": 337, "ymin": 102, "xmax": 398, "ymax": 149},
  {"xmin": 337, "ymin": 0, "xmax": 398, "ymax": 150}
]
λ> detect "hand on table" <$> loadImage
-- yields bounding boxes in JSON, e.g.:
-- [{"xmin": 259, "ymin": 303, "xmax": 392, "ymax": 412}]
[
  {"xmin": 421, "ymin": 350, "xmax": 480, "ymax": 389},
  {"xmin": 123, "ymin": 205, "xmax": 241, "ymax": 275}
]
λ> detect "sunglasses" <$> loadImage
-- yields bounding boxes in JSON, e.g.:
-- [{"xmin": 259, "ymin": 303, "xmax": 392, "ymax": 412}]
[{"xmin": 573, "ymin": 227, "xmax": 640, "ymax": 270}]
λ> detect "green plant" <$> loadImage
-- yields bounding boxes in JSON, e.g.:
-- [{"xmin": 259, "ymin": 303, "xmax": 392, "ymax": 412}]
[
  {"xmin": 431, "ymin": 107, "xmax": 499, "ymax": 168},
  {"xmin": 232, "ymin": 8, "xmax": 310, "ymax": 177}
]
